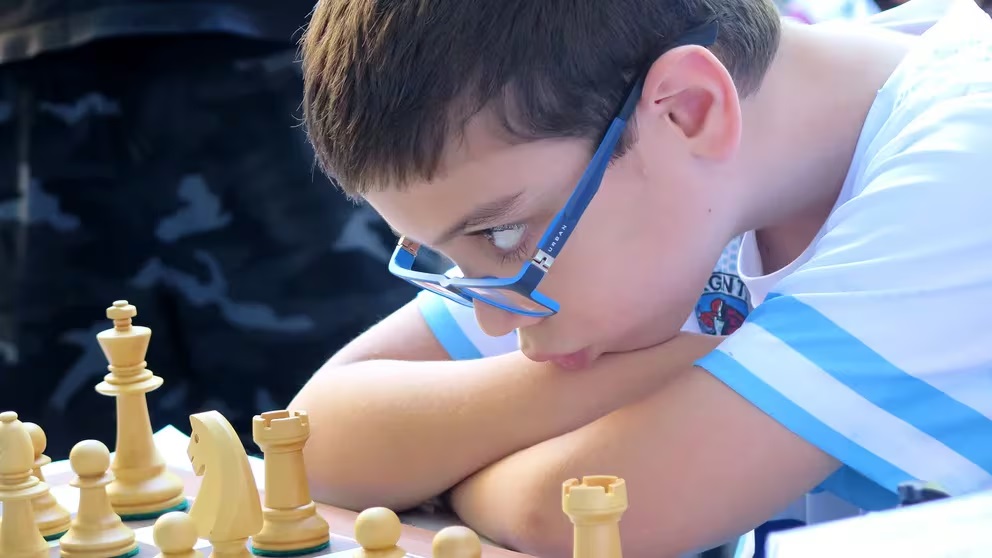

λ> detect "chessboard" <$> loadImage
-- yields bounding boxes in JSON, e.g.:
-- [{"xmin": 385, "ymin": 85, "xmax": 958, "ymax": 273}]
[
  {"xmin": 43, "ymin": 501, "xmax": 366, "ymax": 558},
  {"xmin": 0, "ymin": 407, "xmax": 518, "ymax": 558},
  {"xmin": 0, "ymin": 300, "xmax": 537, "ymax": 558},
  {"xmin": 17, "ymin": 416, "xmax": 522, "ymax": 558},
  {"xmin": 1, "ymin": 300, "xmax": 626, "ymax": 557}
]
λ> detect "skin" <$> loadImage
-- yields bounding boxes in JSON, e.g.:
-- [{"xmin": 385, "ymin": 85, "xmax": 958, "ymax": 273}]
[
  {"xmin": 294, "ymin": 16, "xmax": 920, "ymax": 557},
  {"xmin": 368, "ymin": 108, "xmax": 723, "ymax": 366},
  {"xmin": 292, "ymin": 300, "xmax": 717, "ymax": 511}
]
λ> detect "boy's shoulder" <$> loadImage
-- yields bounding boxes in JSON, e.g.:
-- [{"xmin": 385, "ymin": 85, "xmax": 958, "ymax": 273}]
[
  {"xmin": 740, "ymin": 0, "xmax": 992, "ymax": 306},
  {"xmin": 846, "ymin": 0, "xmax": 992, "ymax": 203},
  {"xmin": 789, "ymin": 0, "xmax": 992, "ymax": 290},
  {"xmin": 697, "ymin": 0, "xmax": 992, "ymax": 518},
  {"xmin": 863, "ymin": 0, "xmax": 992, "ymax": 132}
]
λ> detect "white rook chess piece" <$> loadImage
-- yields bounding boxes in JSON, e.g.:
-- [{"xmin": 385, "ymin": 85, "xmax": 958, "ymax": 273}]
[
  {"xmin": 354, "ymin": 507, "xmax": 406, "ymax": 558},
  {"xmin": 250, "ymin": 410, "xmax": 330, "ymax": 555},
  {"xmin": 24, "ymin": 421, "xmax": 72, "ymax": 540},
  {"xmin": 59, "ymin": 439, "xmax": 139, "ymax": 558},
  {"xmin": 562, "ymin": 476, "xmax": 628, "ymax": 558},
  {"xmin": 96, "ymin": 300, "xmax": 187, "ymax": 520},
  {"xmin": 0, "ymin": 411, "xmax": 49, "ymax": 558}
]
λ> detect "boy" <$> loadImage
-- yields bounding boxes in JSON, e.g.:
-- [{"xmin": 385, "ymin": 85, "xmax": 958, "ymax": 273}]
[{"xmin": 291, "ymin": 0, "xmax": 992, "ymax": 556}]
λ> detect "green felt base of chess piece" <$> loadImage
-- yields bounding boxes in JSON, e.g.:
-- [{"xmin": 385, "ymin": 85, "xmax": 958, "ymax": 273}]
[
  {"xmin": 118, "ymin": 497, "xmax": 190, "ymax": 521},
  {"xmin": 44, "ymin": 529, "xmax": 69, "ymax": 541},
  {"xmin": 0, "ymin": 518, "xmax": 70, "ymax": 542},
  {"xmin": 114, "ymin": 546, "xmax": 141, "ymax": 558},
  {"xmin": 251, "ymin": 540, "xmax": 332, "ymax": 556}
]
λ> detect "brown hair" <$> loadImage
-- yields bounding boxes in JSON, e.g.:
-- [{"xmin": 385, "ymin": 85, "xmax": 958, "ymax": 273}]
[{"xmin": 300, "ymin": 0, "xmax": 781, "ymax": 198}]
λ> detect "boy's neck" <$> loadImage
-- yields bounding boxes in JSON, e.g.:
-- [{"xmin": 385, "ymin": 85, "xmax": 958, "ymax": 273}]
[{"xmin": 732, "ymin": 18, "xmax": 918, "ymax": 273}]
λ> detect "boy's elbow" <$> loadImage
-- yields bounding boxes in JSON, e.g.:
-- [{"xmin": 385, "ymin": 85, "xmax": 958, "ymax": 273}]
[
  {"xmin": 294, "ymin": 383, "xmax": 408, "ymax": 511},
  {"xmin": 450, "ymin": 468, "xmax": 569, "ymax": 557},
  {"xmin": 300, "ymin": 444, "xmax": 371, "ymax": 511},
  {"xmin": 509, "ymin": 500, "xmax": 573, "ymax": 558},
  {"xmin": 305, "ymin": 464, "xmax": 426, "ymax": 513},
  {"xmin": 302, "ymin": 434, "xmax": 431, "ymax": 512}
]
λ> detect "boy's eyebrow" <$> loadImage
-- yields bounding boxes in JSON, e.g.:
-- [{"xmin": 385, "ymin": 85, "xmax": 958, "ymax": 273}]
[{"xmin": 430, "ymin": 192, "xmax": 524, "ymax": 245}]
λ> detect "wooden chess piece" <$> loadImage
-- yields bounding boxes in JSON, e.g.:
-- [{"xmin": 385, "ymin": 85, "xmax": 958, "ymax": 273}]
[
  {"xmin": 187, "ymin": 410, "xmax": 263, "ymax": 558},
  {"xmin": 250, "ymin": 410, "xmax": 331, "ymax": 556},
  {"xmin": 59, "ymin": 439, "xmax": 139, "ymax": 558},
  {"xmin": 96, "ymin": 299, "xmax": 187, "ymax": 519},
  {"xmin": 153, "ymin": 511, "xmax": 203, "ymax": 558},
  {"xmin": 24, "ymin": 421, "xmax": 72, "ymax": 540},
  {"xmin": 562, "ymin": 476, "xmax": 628, "ymax": 558},
  {"xmin": 354, "ymin": 507, "xmax": 406, "ymax": 558},
  {"xmin": 432, "ymin": 526, "xmax": 482, "ymax": 558},
  {"xmin": 0, "ymin": 411, "xmax": 49, "ymax": 558}
]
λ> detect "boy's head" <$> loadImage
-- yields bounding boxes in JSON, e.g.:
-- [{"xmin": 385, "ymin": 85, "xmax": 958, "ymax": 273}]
[{"xmin": 301, "ymin": 0, "xmax": 781, "ymax": 366}]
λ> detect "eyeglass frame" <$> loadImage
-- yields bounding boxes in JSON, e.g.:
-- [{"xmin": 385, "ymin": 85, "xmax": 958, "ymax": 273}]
[{"xmin": 387, "ymin": 20, "xmax": 720, "ymax": 317}]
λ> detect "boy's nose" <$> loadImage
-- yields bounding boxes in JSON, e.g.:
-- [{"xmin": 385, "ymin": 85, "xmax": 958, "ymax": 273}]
[{"xmin": 473, "ymin": 300, "xmax": 542, "ymax": 337}]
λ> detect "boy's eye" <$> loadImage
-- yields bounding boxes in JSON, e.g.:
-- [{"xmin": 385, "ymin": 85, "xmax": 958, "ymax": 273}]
[{"xmin": 483, "ymin": 224, "xmax": 527, "ymax": 251}]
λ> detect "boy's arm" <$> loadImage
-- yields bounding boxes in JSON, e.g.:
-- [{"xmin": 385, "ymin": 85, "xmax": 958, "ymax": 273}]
[
  {"xmin": 450, "ymin": 352, "xmax": 839, "ymax": 558},
  {"xmin": 325, "ymin": 289, "xmax": 522, "ymax": 366},
  {"xmin": 292, "ymin": 295, "xmax": 715, "ymax": 512},
  {"xmin": 320, "ymin": 297, "xmax": 455, "ymax": 366}
]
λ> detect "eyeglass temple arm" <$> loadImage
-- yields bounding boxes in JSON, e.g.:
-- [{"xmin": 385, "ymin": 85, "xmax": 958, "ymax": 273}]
[{"xmin": 555, "ymin": 19, "xmax": 720, "ymax": 226}]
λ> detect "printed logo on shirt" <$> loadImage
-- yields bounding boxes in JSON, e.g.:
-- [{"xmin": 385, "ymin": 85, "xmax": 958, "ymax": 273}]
[{"xmin": 696, "ymin": 272, "xmax": 750, "ymax": 335}]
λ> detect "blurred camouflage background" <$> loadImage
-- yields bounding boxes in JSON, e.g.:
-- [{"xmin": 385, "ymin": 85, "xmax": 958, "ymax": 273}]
[{"xmin": 0, "ymin": 0, "xmax": 423, "ymax": 459}]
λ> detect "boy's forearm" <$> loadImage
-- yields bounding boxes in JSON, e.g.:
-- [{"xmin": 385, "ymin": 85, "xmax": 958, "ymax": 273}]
[
  {"xmin": 451, "ymin": 358, "xmax": 837, "ymax": 558},
  {"xmin": 291, "ymin": 334, "xmax": 719, "ymax": 512}
]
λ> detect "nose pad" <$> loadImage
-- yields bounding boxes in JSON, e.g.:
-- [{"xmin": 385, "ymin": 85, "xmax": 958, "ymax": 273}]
[{"xmin": 473, "ymin": 300, "xmax": 542, "ymax": 337}]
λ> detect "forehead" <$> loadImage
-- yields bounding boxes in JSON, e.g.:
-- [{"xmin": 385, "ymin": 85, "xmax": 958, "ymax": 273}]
[{"xmin": 364, "ymin": 111, "xmax": 592, "ymax": 242}]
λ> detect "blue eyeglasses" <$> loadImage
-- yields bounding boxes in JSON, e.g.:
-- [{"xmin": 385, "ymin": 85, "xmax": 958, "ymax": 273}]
[{"xmin": 388, "ymin": 20, "xmax": 719, "ymax": 317}]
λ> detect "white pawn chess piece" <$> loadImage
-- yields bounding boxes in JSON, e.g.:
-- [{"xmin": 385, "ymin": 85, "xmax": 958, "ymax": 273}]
[
  {"xmin": 24, "ymin": 421, "xmax": 72, "ymax": 540},
  {"xmin": 354, "ymin": 507, "xmax": 406, "ymax": 558},
  {"xmin": 59, "ymin": 439, "xmax": 139, "ymax": 558},
  {"xmin": 432, "ymin": 526, "xmax": 482, "ymax": 558},
  {"xmin": 0, "ymin": 411, "xmax": 49, "ymax": 558},
  {"xmin": 153, "ymin": 511, "xmax": 203, "ymax": 558}
]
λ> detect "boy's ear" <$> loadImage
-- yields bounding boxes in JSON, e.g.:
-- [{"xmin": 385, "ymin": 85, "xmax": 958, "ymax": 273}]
[{"xmin": 639, "ymin": 46, "xmax": 742, "ymax": 161}]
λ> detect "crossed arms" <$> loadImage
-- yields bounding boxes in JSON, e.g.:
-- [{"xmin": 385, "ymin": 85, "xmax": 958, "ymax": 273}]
[{"xmin": 289, "ymin": 300, "xmax": 840, "ymax": 557}]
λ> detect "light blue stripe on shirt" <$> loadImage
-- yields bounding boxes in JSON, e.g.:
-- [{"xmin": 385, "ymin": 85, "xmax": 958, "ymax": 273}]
[
  {"xmin": 755, "ymin": 293, "xmax": 992, "ymax": 478},
  {"xmin": 417, "ymin": 291, "xmax": 483, "ymax": 360},
  {"xmin": 696, "ymin": 349, "xmax": 905, "ymax": 510}
]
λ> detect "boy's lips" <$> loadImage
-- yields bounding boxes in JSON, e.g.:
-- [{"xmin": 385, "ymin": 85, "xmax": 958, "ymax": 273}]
[{"xmin": 530, "ymin": 348, "xmax": 592, "ymax": 370}]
